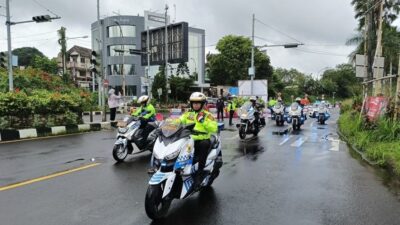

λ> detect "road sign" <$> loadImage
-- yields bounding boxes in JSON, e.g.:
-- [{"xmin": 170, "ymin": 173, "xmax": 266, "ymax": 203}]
[
  {"xmin": 157, "ymin": 88, "xmax": 162, "ymax": 95},
  {"xmin": 248, "ymin": 67, "xmax": 255, "ymax": 76}
]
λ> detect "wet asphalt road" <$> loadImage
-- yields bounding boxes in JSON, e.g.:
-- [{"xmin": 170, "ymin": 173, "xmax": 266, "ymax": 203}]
[{"xmin": 1, "ymin": 110, "xmax": 400, "ymax": 225}]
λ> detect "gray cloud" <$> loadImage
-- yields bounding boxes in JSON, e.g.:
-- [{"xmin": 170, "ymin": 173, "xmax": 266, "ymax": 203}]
[{"xmin": 0, "ymin": 0, "xmax": 360, "ymax": 75}]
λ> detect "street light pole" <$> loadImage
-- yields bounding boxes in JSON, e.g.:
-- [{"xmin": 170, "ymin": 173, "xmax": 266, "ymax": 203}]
[
  {"xmin": 250, "ymin": 14, "xmax": 255, "ymax": 96},
  {"xmin": 6, "ymin": 0, "xmax": 13, "ymax": 91},
  {"xmin": 165, "ymin": 4, "xmax": 169, "ymax": 103}
]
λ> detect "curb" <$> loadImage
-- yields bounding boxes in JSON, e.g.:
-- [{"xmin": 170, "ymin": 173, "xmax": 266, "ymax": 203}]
[
  {"xmin": 0, "ymin": 122, "xmax": 117, "ymax": 142},
  {"xmin": 337, "ymin": 130, "xmax": 378, "ymax": 165}
]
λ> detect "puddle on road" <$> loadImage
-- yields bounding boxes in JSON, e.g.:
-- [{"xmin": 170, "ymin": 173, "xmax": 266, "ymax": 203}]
[{"xmin": 64, "ymin": 158, "xmax": 85, "ymax": 164}]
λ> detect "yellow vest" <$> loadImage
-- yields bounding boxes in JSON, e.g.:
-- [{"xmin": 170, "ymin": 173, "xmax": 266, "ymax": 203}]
[{"xmin": 180, "ymin": 109, "xmax": 217, "ymax": 140}]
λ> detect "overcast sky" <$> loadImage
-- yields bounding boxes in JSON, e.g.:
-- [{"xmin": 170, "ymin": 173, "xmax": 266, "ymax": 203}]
[{"xmin": 1, "ymin": 0, "xmax": 396, "ymax": 77}]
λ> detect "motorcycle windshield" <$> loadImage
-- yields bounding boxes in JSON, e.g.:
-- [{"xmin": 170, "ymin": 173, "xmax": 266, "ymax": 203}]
[
  {"xmin": 160, "ymin": 118, "xmax": 182, "ymax": 138},
  {"xmin": 274, "ymin": 102, "xmax": 282, "ymax": 109},
  {"xmin": 239, "ymin": 102, "xmax": 254, "ymax": 114},
  {"xmin": 290, "ymin": 103, "xmax": 299, "ymax": 111}
]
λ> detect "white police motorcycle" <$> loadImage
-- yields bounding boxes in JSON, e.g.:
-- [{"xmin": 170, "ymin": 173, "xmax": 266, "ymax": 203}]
[
  {"xmin": 286, "ymin": 102, "xmax": 305, "ymax": 131},
  {"xmin": 145, "ymin": 119, "xmax": 223, "ymax": 220},
  {"xmin": 112, "ymin": 116, "xmax": 159, "ymax": 162},
  {"xmin": 271, "ymin": 102, "xmax": 287, "ymax": 126},
  {"xmin": 316, "ymin": 103, "xmax": 330, "ymax": 125},
  {"xmin": 236, "ymin": 102, "xmax": 262, "ymax": 139}
]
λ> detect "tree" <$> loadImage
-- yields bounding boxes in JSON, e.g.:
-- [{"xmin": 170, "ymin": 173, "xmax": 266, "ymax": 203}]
[
  {"xmin": 12, "ymin": 47, "xmax": 45, "ymax": 67},
  {"xmin": 207, "ymin": 35, "xmax": 273, "ymax": 86},
  {"xmin": 350, "ymin": 0, "xmax": 400, "ymax": 78},
  {"xmin": 32, "ymin": 56, "xmax": 58, "ymax": 74},
  {"xmin": 169, "ymin": 75, "xmax": 194, "ymax": 102},
  {"xmin": 151, "ymin": 65, "xmax": 167, "ymax": 102},
  {"xmin": 176, "ymin": 62, "xmax": 190, "ymax": 76},
  {"xmin": 319, "ymin": 64, "xmax": 361, "ymax": 99},
  {"xmin": 58, "ymin": 27, "xmax": 67, "ymax": 74}
]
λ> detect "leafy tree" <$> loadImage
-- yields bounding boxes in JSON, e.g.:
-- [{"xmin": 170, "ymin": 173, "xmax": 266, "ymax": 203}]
[
  {"xmin": 176, "ymin": 62, "xmax": 190, "ymax": 76},
  {"xmin": 349, "ymin": 0, "xmax": 400, "ymax": 78},
  {"xmin": 32, "ymin": 56, "xmax": 58, "ymax": 74},
  {"xmin": 169, "ymin": 75, "xmax": 194, "ymax": 102},
  {"xmin": 207, "ymin": 35, "xmax": 273, "ymax": 86},
  {"xmin": 319, "ymin": 64, "xmax": 361, "ymax": 99},
  {"xmin": 151, "ymin": 65, "xmax": 167, "ymax": 102},
  {"xmin": 12, "ymin": 47, "xmax": 45, "ymax": 67}
]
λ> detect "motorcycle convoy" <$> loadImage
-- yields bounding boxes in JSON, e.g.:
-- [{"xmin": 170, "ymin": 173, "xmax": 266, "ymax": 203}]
[{"xmin": 111, "ymin": 94, "xmax": 329, "ymax": 220}]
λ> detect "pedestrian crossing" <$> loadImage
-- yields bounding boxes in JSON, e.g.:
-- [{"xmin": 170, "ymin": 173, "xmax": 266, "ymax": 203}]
[{"xmin": 276, "ymin": 133, "xmax": 342, "ymax": 151}]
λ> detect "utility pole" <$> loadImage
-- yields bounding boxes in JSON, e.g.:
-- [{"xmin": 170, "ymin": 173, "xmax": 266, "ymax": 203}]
[
  {"xmin": 395, "ymin": 53, "xmax": 400, "ymax": 120},
  {"xmin": 164, "ymin": 4, "xmax": 169, "ymax": 103},
  {"xmin": 147, "ymin": 25, "xmax": 151, "ymax": 97},
  {"xmin": 97, "ymin": 0, "xmax": 106, "ymax": 122},
  {"xmin": 6, "ymin": 0, "xmax": 13, "ymax": 91},
  {"xmin": 373, "ymin": 0, "xmax": 384, "ymax": 95},
  {"xmin": 250, "ymin": 14, "xmax": 255, "ymax": 96}
]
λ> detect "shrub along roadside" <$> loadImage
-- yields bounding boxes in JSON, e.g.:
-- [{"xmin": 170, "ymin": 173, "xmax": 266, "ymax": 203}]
[
  {"xmin": 0, "ymin": 90, "xmax": 90, "ymax": 129},
  {"xmin": 338, "ymin": 111, "xmax": 400, "ymax": 176}
]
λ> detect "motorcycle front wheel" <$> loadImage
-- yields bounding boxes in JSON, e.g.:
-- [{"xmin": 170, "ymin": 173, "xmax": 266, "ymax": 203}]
[
  {"xmin": 112, "ymin": 144, "xmax": 128, "ymax": 162},
  {"xmin": 145, "ymin": 184, "xmax": 172, "ymax": 220},
  {"xmin": 239, "ymin": 126, "xmax": 246, "ymax": 139}
]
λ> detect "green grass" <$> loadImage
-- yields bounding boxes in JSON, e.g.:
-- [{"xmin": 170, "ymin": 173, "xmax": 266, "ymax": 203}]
[{"xmin": 339, "ymin": 111, "xmax": 400, "ymax": 176}]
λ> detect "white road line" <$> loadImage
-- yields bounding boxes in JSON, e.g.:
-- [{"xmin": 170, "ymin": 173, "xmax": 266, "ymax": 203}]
[
  {"xmin": 290, "ymin": 137, "xmax": 308, "ymax": 147},
  {"xmin": 309, "ymin": 121, "xmax": 315, "ymax": 128},
  {"xmin": 279, "ymin": 135, "xmax": 293, "ymax": 145},
  {"xmin": 329, "ymin": 140, "xmax": 340, "ymax": 151}
]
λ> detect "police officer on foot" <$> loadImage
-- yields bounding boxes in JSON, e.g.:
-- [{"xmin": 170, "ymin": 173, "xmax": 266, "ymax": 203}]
[{"xmin": 227, "ymin": 95, "xmax": 237, "ymax": 126}]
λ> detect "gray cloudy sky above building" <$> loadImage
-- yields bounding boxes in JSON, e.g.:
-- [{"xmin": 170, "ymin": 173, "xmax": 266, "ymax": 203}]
[{"xmin": 1, "ymin": 0, "xmax": 395, "ymax": 76}]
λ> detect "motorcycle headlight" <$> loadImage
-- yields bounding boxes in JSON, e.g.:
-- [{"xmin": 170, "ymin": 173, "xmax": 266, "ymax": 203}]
[
  {"xmin": 241, "ymin": 113, "xmax": 248, "ymax": 118},
  {"xmin": 165, "ymin": 149, "xmax": 180, "ymax": 160},
  {"xmin": 118, "ymin": 127, "xmax": 128, "ymax": 134}
]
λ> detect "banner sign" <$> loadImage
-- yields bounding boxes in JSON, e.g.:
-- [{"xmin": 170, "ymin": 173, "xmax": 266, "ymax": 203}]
[{"xmin": 364, "ymin": 96, "xmax": 388, "ymax": 121}]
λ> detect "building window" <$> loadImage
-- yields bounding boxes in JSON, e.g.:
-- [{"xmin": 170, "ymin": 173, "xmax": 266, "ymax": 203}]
[
  {"xmin": 80, "ymin": 57, "xmax": 86, "ymax": 63},
  {"xmin": 108, "ymin": 25, "xmax": 136, "ymax": 38},
  {"xmin": 109, "ymin": 64, "xmax": 136, "ymax": 75},
  {"xmin": 114, "ymin": 85, "xmax": 137, "ymax": 97},
  {"xmin": 108, "ymin": 45, "xmax": 137, "ymax": 56}
]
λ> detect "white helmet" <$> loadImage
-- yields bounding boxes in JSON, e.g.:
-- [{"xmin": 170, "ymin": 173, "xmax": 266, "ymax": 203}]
[
  {"xmin": 137, "ymin": 95, "xmax": 149, "ymax": 104},
  {"xmin": 250, "ymin": 96, "xmax": 257, "ymax": 101},
  {"xmin": 189, "ymin": 92, "xmax": 206, "ymax": 102}
]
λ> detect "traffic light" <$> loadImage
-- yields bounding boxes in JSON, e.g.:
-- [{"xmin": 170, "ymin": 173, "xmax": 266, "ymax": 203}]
[
  {"xmin": 0, "ymin": 52, "xmax": 8, "ymax": 69},
  {"xmin": 32, "ymin": 15, "xmax": 51, "ymax": 23},
  {"xmin": 91, "ymin": 50, "xmax": 101, "ymax": 75}
]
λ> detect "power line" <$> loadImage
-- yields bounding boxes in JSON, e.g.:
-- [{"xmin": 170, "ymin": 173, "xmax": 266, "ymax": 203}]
[
  {"xmin": 31, "ymin": 0, "xmax": 60, "ymax": 17},
  {"xmin": 292, "ymin": 48, "xmax": 348, "ymax": 57},
  {"xmin": 0, "ymin": 36, "xmax": 57, "ymax": 44},
  {"xmin": 254, "ymin": 18, "xmax": 303, "ymax": 44},
  {"xmin": 0, "ymin": 30, "xmax": 57, "ymax": 40}
]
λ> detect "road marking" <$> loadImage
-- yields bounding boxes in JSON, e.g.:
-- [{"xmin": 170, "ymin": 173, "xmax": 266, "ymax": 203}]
[
  {"xmin": 309, "ymin": 121, "xmax": 315, "ymax": 128},
  {"xmin": 279, "ymin": 135, "xmax": 293, "ymax": 145},
  {"xmin": 329, "ymin": 140, "xmax": 340, "ymax": 151},
  {"xmin": 0, "ymin": 163, "xmax": 100, "ymax": 192},
  {"xmin": 290, "ymin": 137, "xmax": 308, "ymax": 147}
]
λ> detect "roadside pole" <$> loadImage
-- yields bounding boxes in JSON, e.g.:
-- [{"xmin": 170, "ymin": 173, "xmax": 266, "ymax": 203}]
[{"xmin": 395, "ymin": 53, "xmax": 400, "ymax": 120}]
